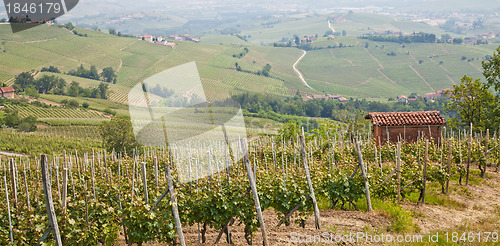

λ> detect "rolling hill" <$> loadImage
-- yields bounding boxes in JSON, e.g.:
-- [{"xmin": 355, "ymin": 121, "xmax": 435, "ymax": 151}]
[{"xmin": 0, "ymin": 12, "xmax": 499, "ymax": 106}]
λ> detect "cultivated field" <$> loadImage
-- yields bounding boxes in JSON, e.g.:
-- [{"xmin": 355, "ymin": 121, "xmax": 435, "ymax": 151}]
[{"xmin": 1, "ymin": 132, "xmax": 499, "ymax": 245}]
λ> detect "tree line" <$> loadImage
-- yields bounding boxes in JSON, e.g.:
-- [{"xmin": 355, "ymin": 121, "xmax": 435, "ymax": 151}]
[
  {"xmin": 13, "ymin": 72, "xmax": 109, "ymax": 99},
  {"xmin": 360, "ymin": 32, "xmax": 437, "ymax": 44},
  {"xmin": 0, "ymin": 99, "xmax": 37, "ymax": 132},
  {"xmin": 68, "ymin": 65, "xmax": 117, "ymax": 83},
  {"xmin": 231, "ymin": 92, "xmax": 448, "ymax": 123}
]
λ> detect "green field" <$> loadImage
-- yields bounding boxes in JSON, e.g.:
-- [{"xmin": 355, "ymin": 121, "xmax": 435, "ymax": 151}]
[
  {"xmin": 239, "ymin": 12, "xmax": 454, "ymax": 46},
  {"xmin": 297, "ymin": 39, "xmax": 497, "ymax": 98},
  {"xmin": 0, "ymin": 13, "xmax": 499, "ymax": 109},
  {"xmin": 0, "ymin": 24, "xmax": 297, "ymax": 103}
]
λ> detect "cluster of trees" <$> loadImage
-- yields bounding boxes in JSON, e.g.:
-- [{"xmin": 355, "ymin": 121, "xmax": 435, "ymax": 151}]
[
  {"xmin": 108, "ymin": 28, "xmax": 135, "ymax": 38},
  {"xmin": 60, "ymin": 99, "xmax": 89, "ymax": 108},
  {"xmin": 68, "ymin": 65, "xmax": 117, "ymax": 83},
  {"xmin": 61, "ymin": 22, "xmax": 88, "ymax": 37},
  {"xmin": 147, "ymin": 84, "xmax": 175, "ymax": 98},
  {"xmin": 231, "ymin": 91, "xmax": 448, "ymax": 123},
  {"xmin": 99, "ymin": 117, "xmax": 139, "ymax": 153},
  {"xmin": 14, "ymin": 72, "xmax": 109, "ymax": 99},
  {"xmin": 0, "ymin": 108, "xmax": 37, "ymax": 132},
  {"xmin": 233, "ymin": 33, "xmax": 248, "ymax": 41},
  {"xmin": 445, "ymin": 46, "xmax": 500, "ymax": 131},
  {"xmin": 438, "ymin": 34, "xmax": 463, "ymax": 44},
  {"xmin": 234, "ymin": 62, "xmax": 273, "ymax": 77},
  {"xmin": 273, "ymin": 42, "xmax": 293, "ymax": 48},
  {"xmin": 13, "ymin": 72, "xmax": 65, "ymax": 97},
  {"xmin": 233, "ymin": 47, "xmax": 249, "ymax": 58},
  {"xmin": 259, "ymin": 64, "xmax": 272, "ymax": 77},
  {"xmin": 41, "ymin": 66, "xmax": 61, "ymax": 73},
  {"xmin": 360, "ymin": 32, "xmax": 437, "ymax": 44},
  {"xmin": 66, "ymin": 81, "xmax": 109, "ymax": 99}
]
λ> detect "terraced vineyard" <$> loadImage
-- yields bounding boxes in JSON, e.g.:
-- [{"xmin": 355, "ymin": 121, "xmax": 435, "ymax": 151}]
[
  {"xmin": 297, "ymin": 41, "xmax": 497, "ymax": 98},
  {"xmin": 7, "ymin": 104, "xmax": 108, "ymax": 120}
]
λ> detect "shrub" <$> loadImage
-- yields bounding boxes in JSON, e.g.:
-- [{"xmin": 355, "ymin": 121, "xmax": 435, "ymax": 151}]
[
  {"xmin": 82, "ymin": 102, "xmax": 89, "ymax": 108},
  {"xmin": 68, "ymin": 100, "xmax": 79, "ymax": 107},
  {"xmin": 103, "ymin": 107, "xmax": 116, "ymax": 116}
]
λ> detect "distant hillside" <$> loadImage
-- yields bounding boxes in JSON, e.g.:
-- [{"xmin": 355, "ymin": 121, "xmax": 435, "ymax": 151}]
[
  {"xmin": 0, "ymin": 24, "xmax": 296, "ymax": 104},
  {"xmin": 0, "ymin": 20, "xmax": 498, "ymax": 103}
]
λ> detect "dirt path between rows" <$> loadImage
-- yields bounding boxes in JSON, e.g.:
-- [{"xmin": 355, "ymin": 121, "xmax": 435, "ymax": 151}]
[
  {"xmin": 292, "ymin": 50, "xmax": 312, "ymax": 89},
  {"xmin": 410, "ymin": 65, "xmax": 435, "ymax": 91},
  {"xmin": 404, "ymin": 171, "xmax": 500, "ymax": 235}
]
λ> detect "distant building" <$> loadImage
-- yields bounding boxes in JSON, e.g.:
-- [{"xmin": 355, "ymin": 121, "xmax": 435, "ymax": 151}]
[
  {"xmin": 0, "ymin": 87, "xmax": 15, "ymax": 99},
  {"xmin": 397, "ymin": 95, "xmax": 408, "ymax": 104},
  {"xmin": 365, "ymin": 111, "xmax": 446, "ymax": 144},
  {"xmin": 303, "ymin": 94, "xmax": 347, "ymax": 103},
  {"xmin": 143, "ymin": 35, "xmax": 153, "ymax": 42},
  {"xmin": 422, "ymin": 88, "xmax": 450, "ymax": 100}
]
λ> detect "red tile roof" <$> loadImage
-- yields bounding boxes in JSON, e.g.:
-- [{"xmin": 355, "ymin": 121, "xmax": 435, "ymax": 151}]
[
  {"xmin": 365, "ymin": 111, "xmax": 445, "ymax": 126},
  {"xmin": 0, "ymin": 87, "xmax": 15, "ymax": 93}
]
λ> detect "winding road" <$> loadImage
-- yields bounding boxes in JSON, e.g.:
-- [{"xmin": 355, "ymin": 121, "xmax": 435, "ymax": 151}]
[
  {"xmin": 328, "ymin": 21, "xmax": 336, "ymax": 33},
  {"xmin": 293, "ymin": 50, "xmax": 312, "ymax": 89}
]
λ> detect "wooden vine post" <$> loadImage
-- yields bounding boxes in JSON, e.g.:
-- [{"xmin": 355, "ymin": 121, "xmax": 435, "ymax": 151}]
[
  {"xmin": 240, "ymin": 138, "xmax": 269, "ymax": 246},
  {"xmin": 396, "ymin": 142, "xmax": 401, "ymax": 203},
  {"xmin": 4, "ymin": 176, "xmax": 13, "ymax": 244},
  {"xmin": 103, "ymin": 150, "xmax": 109, "ymax": 183},
  {"xmin": 62, "ymin": 168, "xmax": 68, "ymax": 212},
  {"xmin": 9, "ymin": 159, "xmax": 18, "ymax": 208},
  {"xmin": 299, "ymin": 128, "xmax": 321, "ymax": 229},
  {"xmin": 481, "ymin": 129, "xmax": 489, "ymax": 178},
  {"xmin": 354, "ymin": 138, "xmax": 372, "ymax": 211},
  {"xmin": 497, "ymin": 125, "xmax": 500, "ymax": 172},
  {"xmin": 446, "ymin": 140, "xmax": 452, "ymax": 194},
  {"xmin": 141, "ymin": 162, "xmax": 148, "ymax": 204},
  {"xmin": 22, "ymin": 160, "xmax": 31, "ymax": 211},
  {"xmin": 165, "ymin": 163, "xmax": 186, "ymax": 246},
  {"xmin": 422, "ymin": 139, "xmax": 429, "ymax": 205},
  {"xmin": 40, "ymin": 154, "xmax": 62, "ymax": 245},
  {"xmin": 466, "ymin": 123, "xmax": 472, "ymax": 186},
  {"xmin": 154, "ymin": 157, "xmax": 159, "ymax": 189}
]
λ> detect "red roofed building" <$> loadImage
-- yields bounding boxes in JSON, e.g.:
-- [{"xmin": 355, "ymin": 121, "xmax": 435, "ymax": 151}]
[
  {"xmin": 365, "ymin": 111, "xmax": 445, "ymax": 144},
  {"xmin": 0, "ymin": 87, "xmax": 15, "ymax": 99},
  {"xmin": 143, "ymin": 35, "xmax": 153, "ymax": 42}
]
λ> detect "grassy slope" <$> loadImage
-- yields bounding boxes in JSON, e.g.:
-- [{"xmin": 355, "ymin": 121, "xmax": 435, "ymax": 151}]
[
  {"xmin": 297, "ymin": 39, "xmax": 496, "ymax": 98},
  {"xmin": 0, "ymin": 24, "xmax": 295, "ymax": 104},
  {"xmin": 0, "ymin": 12, "xmax": 499, "ymax": 106}
]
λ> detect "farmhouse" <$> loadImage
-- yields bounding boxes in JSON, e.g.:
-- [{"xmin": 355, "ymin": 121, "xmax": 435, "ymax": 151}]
[
  {"xmin": 365, "ymin": 111, "xmax": 445, "ymax": 144},
  {"xmin": 143, "ymin": 35, "xmax": 153, "ymax": 42},
  {"xmin": 0, "ymin": 87, "xmax": 15, "ymax": 99}
]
